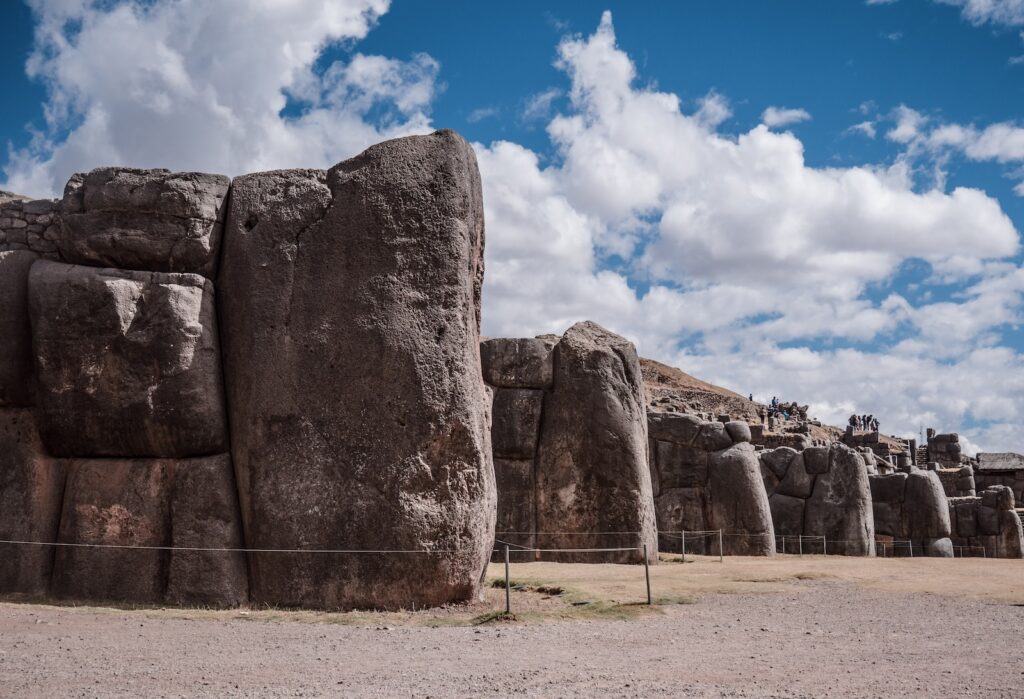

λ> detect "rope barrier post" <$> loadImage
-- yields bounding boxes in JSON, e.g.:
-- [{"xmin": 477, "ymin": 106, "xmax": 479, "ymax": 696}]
[
  {"xmin": 643, "ymin": 543, "xmax": 652, "ymax": 605},
  {"xmin": 822, "ymin": 537, "xmax": 827, "ymax": 557},
  {"xmin": 681, "ymin": 531, "xmax": 686, "ymax": 564},
  {"xmin": 718, "ymin": 530, "xmax": 723, "ymax": 563},
  {"xmin": 908, "ymin": 540, "xmax": 913, "ymax": 558},
  {"xmin": 798, "ymin": 535, "xmax": 803, "ymax": 557},
  {"xmin": 504, "ymin": 544, "xmax": 511, "ymax": 615}
]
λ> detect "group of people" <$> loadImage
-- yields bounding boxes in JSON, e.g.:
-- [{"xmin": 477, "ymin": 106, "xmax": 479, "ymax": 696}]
[
  {"xmin": 849, "ymin": 413, "xmax": 879, "ymax": 432},
  {"xmin": 764, "ymin": 396, "xmax": 808, "ymax": 422}
]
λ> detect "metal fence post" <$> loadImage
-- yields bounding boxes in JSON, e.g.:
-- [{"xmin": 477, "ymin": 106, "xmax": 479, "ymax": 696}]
[
  {"xmin": 798, "ymin": 535, "xmax": 803, "ymax": 557},
  {"xmin": 643, "ymin": 543, "xmax": 652, "ymax": 605},
  {"xmin": 718, "ymin": 530, "xmax": 723, "ymax": 563},
  {"xmin": 504, "ymin": 544, "xmax": 511, "ymax": 614},
  {"xmin": 681, "ymin": 531, "xmax": 686, "ymax": 563},
  {"xmin": 822, "ymin": 537, "xmax": 827, "ymax": 556}
]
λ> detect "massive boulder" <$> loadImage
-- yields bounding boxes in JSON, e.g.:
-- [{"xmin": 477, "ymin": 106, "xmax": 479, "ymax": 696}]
[
  {"xmin": 28, "ymin": 260, "xmax": 227, "ymax": 458},
  {"xmin": 480, "ymin": 338, "xmax": 553, "ymax": 389},
  {"xmin": 903, "ymin": 470, "xmax": 951, "ymax": 540},
  {"xmin": 652, "ymin": 412, "xmax": 774, "ymax": 556},
  {"xmin": 0, "ymin": 251, "xmax": 37, "ymax": 406},
  {"xmin": 51, "ymin": 455, "xmax": 248, "ymax": 606},
  {"xmin": 0, "ymin": 409, "xmax": 65, "ymax": 595},
  {"xmin": 803, "ymin": 445, "xmax": 875, "ymax": 556},
  {"xmin": 534, "ymin": 321, "xmax": 657, "ymax": 563},
  {"xmin": 57, "ymin": 168, "xmax": 230, "ymax": 277},
  {"xmin": 218, "ymin": 130, "xmax": 494, "ymax": 609},
  {"xmin": 52, "ymin": 459, "xmax": 174, "ymax": 604}
]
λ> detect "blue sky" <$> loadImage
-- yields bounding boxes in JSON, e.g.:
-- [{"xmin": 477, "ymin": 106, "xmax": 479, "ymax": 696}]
[{"xmin": 2, "ymin": 0, "xmax": 1023, "ymax": 452}]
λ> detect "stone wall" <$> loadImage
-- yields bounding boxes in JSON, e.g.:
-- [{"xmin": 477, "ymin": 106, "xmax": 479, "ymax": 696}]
[
  {"xmin": 650, "ymin": 413, "xmax": 775, "ymax": 556},
  {"xmin": 483, "ymin": 323, "xmax": 658, "ymax": 565},
  {"xmin": 760, "ymin": 444, "xmax": 875, "ymax": 556},
  {"xmin": 947, "ymin": 486, "xmax": 1023, "ymax": 558},
  {"xmin": 0, "ymin": 192, "xmax": 60, "ymax": 259},
  {"xmin": 926, "ymin": 432, "xmax": 963, "ymax": 468},
  {"xmin": 869, "ymin": 468, "xmax": 953, "ymax": 556},
  {"xmin": 0, "ymin": 130, "xmax": 496, "ymax": 610},
  {"xmin": 935, "ymin": 465, "xmax": 976, "ymax": 498}
]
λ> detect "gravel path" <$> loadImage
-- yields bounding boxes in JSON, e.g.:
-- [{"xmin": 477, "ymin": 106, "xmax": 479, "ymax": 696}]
[{"xmin": 2, "ymin": 582, "xmax": 1022, "ymax": 698}]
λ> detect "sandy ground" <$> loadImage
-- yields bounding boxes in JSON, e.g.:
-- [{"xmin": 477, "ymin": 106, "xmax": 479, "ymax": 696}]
[{"xmin": 1, "ymin": 556, "xmax": 1023, "ymax": 698}]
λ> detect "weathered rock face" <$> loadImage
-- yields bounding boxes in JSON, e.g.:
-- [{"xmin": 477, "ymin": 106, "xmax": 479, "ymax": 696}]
[
  {"xmin": 52, "ymin": 459, "xmax": 174, "ymax": 604},
  {"xmin": 533, "ymin": 322, "xmax": 658, "ymax": 563},
  {"xmin": 0, "ymin": 251, "xmax": 37, "ymax": 406},
  {"xmin": 28, "ymin": 260, "xmax": 227, "ymax": 458},
  {"xmin": 0, "ymin": 409, "xmax": 65, "ymax": 595},
  {"xmin": 652, "ymin": 412, "xmax": 774, "ymax": 556},
  {"xmin": 166, "ymin": 455, "xmax": 249, "ymax": 607},
  {"xmin": 760, "ymin": 443, "xmax": 874, "ymax": 556},
  {"xmin": 481, "ymin": 338, "xmax": 553, "ymax": 389},
  {"xmin": 51, "ymin": 454, "xmax": 248, "ymax": 606},
  {"xmin": 803, "ymin": 445, "xmax": 874, "ymax": 556},
  {"xmin": 947, "ymin": 486, "xmax": 1023, "ymax": 558},
  {"xmin": 869, "ymin": 468, "xmax": 952, "ymax": 556},
  {"xmin": 219, "ymin": 130, "xmax": 494, "ymax": 609},
  {"xmin": 58, "ymin": 168, "xmax": 230, "ymax": 277}
]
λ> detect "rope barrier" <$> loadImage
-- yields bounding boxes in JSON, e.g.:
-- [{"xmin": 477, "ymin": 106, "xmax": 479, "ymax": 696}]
[{"xmin": 0, "ymin": 539, "xmax": 462, "ymax": 554}]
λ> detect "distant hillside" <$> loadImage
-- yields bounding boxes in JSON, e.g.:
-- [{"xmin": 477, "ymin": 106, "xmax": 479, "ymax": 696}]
[{"xmin": 641, "ymin": 357, "xmax": 762, "ymax": 422}]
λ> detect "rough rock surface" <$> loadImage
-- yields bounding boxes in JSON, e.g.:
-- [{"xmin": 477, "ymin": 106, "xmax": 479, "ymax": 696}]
[
  {"xmin": 534, "ymin": 321, "xmax": 657, "ymax": 563},
  {"xmin": 480, "ymin": 338, "xmax": 553, "ymax": 389},
  {"xmin": 803, "ymin": 445, "xmax": 875, "ymax": 556},
  {"xmin": 28, "ymin": 260, "xmax": 227, "ymax": 458},
  {"xmin": 493, "ymin": 458, "xmax": 534, "ymax": 561},
  {"xmin": 651, "ymin": 412, "xmax": 774, "ymax": 556},
  {"xmin": 0, "ymin": 251, "xmax": 37, "ymax": 406},
  {"xmin": 490, "ymin": 388, "xmax": 543, "ymax": 460},
  {"xmin": 0, "ymin": 409, "xmax": 65, "ymax": 594},
  {"xmin": 166, "ymin": 455, "xmax": 249, "ymax": 607},
  {"xmin": 219, "ymin": 130, "xmax": 494, "ymax": 609},
  {"xmin": 903, "ymin": 471, "xmax": 952, "ymax": 540},
  {"xmin": 52, "ymin": 459, "xmax": 174, "ymax": 604},
  {"xmin": 761, "ymin": 444, "xmax": 875, "ymax": 556},
  {"xmin": 57, "ymin": 168, "xmax": 230, "ymax": 277}
]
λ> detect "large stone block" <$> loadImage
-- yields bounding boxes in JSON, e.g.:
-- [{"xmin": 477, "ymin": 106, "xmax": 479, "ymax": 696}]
[
  {"xmin": 493, "ymin": 458, "xmax": 535, "ymax": 561},
  {"xmin": 51, "ymin": 459, "xmax": 173, "ymax": 604},
  {"xmin": 490, "ymin": 388, "xmax": 543, "ymax": 459},
  {"xmin": 872, "ymin": 501, "xmax": 902, "ymax": 538},
  {"xmin": 656, "ymin": 440, "xmax": 708, "ymax": 489},
  {"xmin": 166, "ymin": 454, "xmax": 249, "ymax": 608},
  {"xmin": 28, "ymin": 261, "xmax": 227, "ymax": 458},
  {"xmin": 804, "ymin": 445, "xmax": 874, "ymax": 555},
  {"xmin": 761, "ymin": 447, "xmax": 797, "ymax": 480},
  {"xmin": 954, "ymin": 500, "xmax": 978, "ymax": 537},
  {"xmin": 902, "ymin": 470, "xmax": 951, "ymax": 540},
  {"xmin": 0, "ymin": 409, "xmax": 64, "ymax": 595},
  {"xmin": 775, "ymin": 453, "xmax": 814, "ymax": 499},
  {"xmin": 769, "ymin": 493, "xmax": 805, "ymax": 537},
  {"xmin": 656, "ymin": 488, "xmax": 708, "ymax": 555},
  {"xmin": 480, "ymin": 338, "xmax": 553, "ymax": 389},
  {"xmin": 57, "ymin": 168, "xmax": 230, "ymax": 277},
  {"xmin": 647, "ymin": 411, "xmax": 703, "ymax": 445},
  {"xmin": 219, "ymin": 131, "xmax": 495, "ymax": 609},
  {"xmin": 0, "ymin": 251, "xmax": 37, "ymax": 406},
  {"xmin": 534, "ymin": 321, "xmax": 657, "ymax": 564},
  {"xmin": 869, "ymin": 472, "xmax": 908, "ymax": 503},
  {"xmin": 705, "ymin": 443, "xmax": 775, "ymax": 556},
  {"xmin": 996, "ymin": 511, "xmax": 1023, "ymax": 558}
]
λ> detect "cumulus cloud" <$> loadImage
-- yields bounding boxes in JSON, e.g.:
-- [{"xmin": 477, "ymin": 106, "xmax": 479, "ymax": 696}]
[
  {"xmin": 2, "ymin": 0, "xmax": 437, "ymax": 197},
  {"xmin": 762, "ymin": 106, "xmax": 812, "ymax": 128},
  {"xmin": 936, "ymin": 0, "xmax": 1024, "ymax": 27},
  {"xmin": 477, "ymin": 11, "xmax": 1024, "ymax": 451}
]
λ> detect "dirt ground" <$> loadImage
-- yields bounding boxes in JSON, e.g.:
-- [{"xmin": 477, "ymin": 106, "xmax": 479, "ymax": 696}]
[{"xmin": 1, "ymin": 555, "xmax": 1023, "ymax": 698}]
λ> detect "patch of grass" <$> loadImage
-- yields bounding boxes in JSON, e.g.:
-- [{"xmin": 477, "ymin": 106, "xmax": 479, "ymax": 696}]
[{"xmin": 471, "ymin": 611, "xmax": 518, "ymax": 624}]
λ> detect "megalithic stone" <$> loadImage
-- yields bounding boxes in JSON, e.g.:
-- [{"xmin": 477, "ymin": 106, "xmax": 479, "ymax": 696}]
[
  {"xmin": 533, "ymin": 321, "xmax": 658, "ymax": 563},
  {"xmin": 218, "ymin": 130, "xmax": 494, "ymax": 610}
]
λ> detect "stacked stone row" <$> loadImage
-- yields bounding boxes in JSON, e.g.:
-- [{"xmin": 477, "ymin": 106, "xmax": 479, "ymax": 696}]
[
  {"xmin": 758, "ymin": 444, "xmax": 875, "ymax": 556},
  {"xmin": 1, "ymin": 130, "xmax": 497, "ymax": 610},
  {"xmin": 0, "ymin": 193, "xmax": 60, "ymax": 258},
  {"xmin": 649, "ymin": 412, "xmax": 776, "ymax": 556},
  {"xmin": 482, "ymin": 322, "xmax": 658, "ymax": 565},
  {"xmin": 0, "ymin": 168, "xmax": 248, "ymax": 606},
  {"xmin": 948, "ymin": 486, "xmax": 1023, "ymax": 558}
]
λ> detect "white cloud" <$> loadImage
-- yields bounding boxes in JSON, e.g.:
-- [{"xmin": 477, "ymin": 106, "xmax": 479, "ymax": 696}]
[
  {"xmin": 761, "ymin": 106, "xmax": 812, "ymax": 128},
  {"xmin": 467, "ymin": 107, "xmax": 499, "ymax": 123},
  {"xmin": 849, "ymin": 120, "xmax": 878, "ymax": 138},
  {"xmin": 521, "ymin": 88, "xmax": 562, "ymax": 122},
  {"xmin": 936, "ymin": 0, "xmax": 1024, "ymax": 27},
  {"xmin": 3, "ymin": 0, "xmax": 437, "ymax": 197},
  {"xmin": 478, "ymin": 11, "xmax": 1024, "ymax": 451}
]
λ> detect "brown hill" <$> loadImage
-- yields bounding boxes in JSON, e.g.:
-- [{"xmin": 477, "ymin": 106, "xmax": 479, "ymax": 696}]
[{"xmin": 641, "ymin": 357, "xmax": 762, "ymax": 422}]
